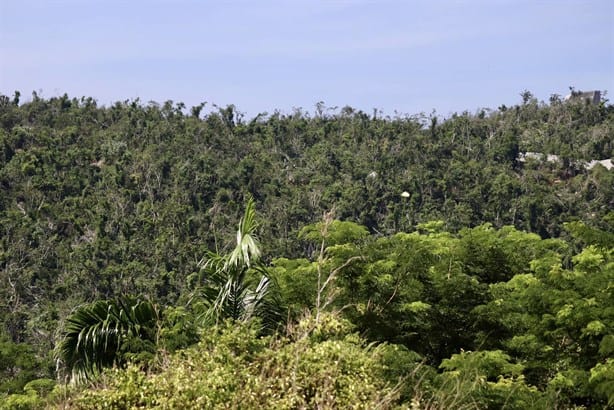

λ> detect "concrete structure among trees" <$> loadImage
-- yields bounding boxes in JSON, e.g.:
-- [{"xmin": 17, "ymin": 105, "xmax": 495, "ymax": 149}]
[{"xmin": 564, "ymin": 90, "xmax": 601, "ymax": 104}]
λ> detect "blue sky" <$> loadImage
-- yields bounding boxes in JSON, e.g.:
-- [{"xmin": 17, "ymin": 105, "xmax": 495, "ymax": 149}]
[{"xmin": 1, "ymin": 0, "xmax": 612, "ymax": 118}]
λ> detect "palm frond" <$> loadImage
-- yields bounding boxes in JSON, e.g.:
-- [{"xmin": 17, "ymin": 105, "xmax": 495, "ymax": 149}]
[
  {"xmin": 193, "ymin": 196, "xmax": 285, "ymax": 333},
  {"xmin": 227, "ymin": 196, "xmax": 261, "ymax": 269},
  {"xmin": 57, "ymin": 296, "xmax": 160, "ymax": 383}
]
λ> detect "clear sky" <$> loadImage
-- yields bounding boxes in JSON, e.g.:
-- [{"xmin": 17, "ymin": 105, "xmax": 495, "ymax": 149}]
[{"xmin": 1, "ymin": 0, "xmax": 612, "ymax": 118}]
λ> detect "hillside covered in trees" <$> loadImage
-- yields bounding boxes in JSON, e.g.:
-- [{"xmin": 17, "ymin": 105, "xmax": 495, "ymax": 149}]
[{"xmin": 0, "ymin": 91, "xmax": 612, "ymax": 408}]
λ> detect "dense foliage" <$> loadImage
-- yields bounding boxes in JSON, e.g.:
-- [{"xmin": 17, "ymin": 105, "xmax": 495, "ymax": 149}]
[{"xmin": 0, "ymin": 90, "xmax": 612, "ymax": 408}]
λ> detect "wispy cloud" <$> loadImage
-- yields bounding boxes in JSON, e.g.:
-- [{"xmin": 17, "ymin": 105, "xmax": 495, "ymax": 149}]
[
  {"xmin": 1, "ymin": 1, "xmax": 456, "ymax": 70},
  {"xmin": 1, "ymin": 0, "xmax": 612, "ymax": 116}
]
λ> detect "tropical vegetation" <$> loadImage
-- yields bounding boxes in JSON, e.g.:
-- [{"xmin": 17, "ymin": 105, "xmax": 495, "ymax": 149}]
[{"xmin": 0, "ymin": 90, "xmax": 612, "ymax": 408}]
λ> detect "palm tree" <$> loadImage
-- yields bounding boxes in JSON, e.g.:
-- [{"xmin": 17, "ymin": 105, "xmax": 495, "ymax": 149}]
[
  {"xmin": 56, "ymin": 197, "xmax": 281, "ymax": 383},
  {"xmin": 56, "ymin": 296, "xmax": 159, "ymax": 383},
  {"xmin": 196, "ymin": 196, "xmax": 283, "ymax": 332}
]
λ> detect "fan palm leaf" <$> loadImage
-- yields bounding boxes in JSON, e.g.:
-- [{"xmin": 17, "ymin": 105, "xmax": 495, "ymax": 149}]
[{"xmin": 57, "ymin": 296, "xmax": 159, "ymax": 383}]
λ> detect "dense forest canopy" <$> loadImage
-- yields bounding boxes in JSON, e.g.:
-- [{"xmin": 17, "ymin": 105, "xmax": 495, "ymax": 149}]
[{"xmin": 0, "ymin": 90, "xmax": 612, "ymax": 408}]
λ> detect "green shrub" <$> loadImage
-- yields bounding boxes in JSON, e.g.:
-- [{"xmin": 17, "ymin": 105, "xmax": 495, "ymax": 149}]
[
  {"xmin": 3, "ymin": 391, "xmax": 43, "ymax": 410},
  {"xmin": 68, "ymin": 316, "xmax": 407, "ymax": 409}
]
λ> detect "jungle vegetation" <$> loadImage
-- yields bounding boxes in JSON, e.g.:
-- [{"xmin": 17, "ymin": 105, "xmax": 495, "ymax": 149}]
[{"xmin": 0, "ymin": 90, "xmax": 612, "ymax": 408}]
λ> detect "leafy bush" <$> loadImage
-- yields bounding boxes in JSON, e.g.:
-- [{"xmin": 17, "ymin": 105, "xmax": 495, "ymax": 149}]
[{"xmin": 67, "ymin": 316, "xmax": 411, "ymax": 409}]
